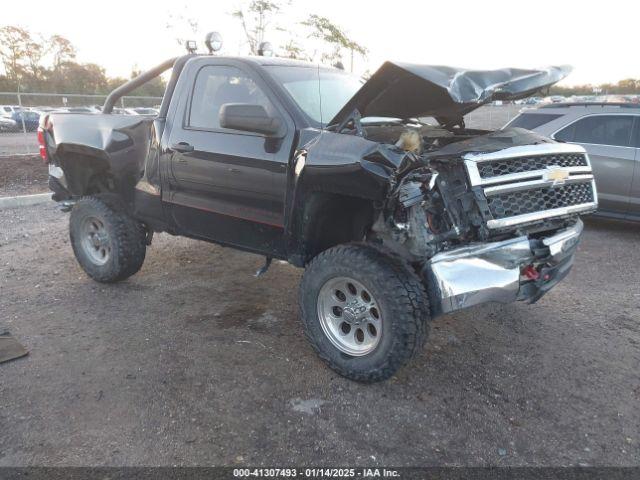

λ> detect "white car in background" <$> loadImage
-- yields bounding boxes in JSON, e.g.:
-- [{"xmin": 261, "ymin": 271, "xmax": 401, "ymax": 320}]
[
  {"xmin": 0, "ymin": 105, "xmax": 23, "ymax": 118},
  {"xmin": 0, "ymin": 115, "xmax": 17, "ymax": 131}
]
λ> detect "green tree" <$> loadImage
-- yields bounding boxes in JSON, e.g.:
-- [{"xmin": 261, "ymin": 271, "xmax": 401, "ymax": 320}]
[
  {"xmin": 0, "ymin": 26, "xmax": 31, "ymax": 81},
  {"xmin": 302, "ymin": 14, "xmax": 367, "ymax": 70},
  {"xmin": 48, "ymin": 61, "xmax": 108, "ymax": 94},
  {"xmin": 616, "ymin": 79, "xmax": 639, "ymax": 94},
  {"xmin": 232, "ymin": 0, "xmax": 285, "ymax": 55},
  {"xmin": 25, "ymin": 35, "xmax": 47, "ymax": 81},
  {"xmin": 0, "ymin": 25, "xmax": 167, "ymax": 97},
  {"xmin": 106, "ymin": 76, "xmax": 129, "ymax": 92},
  {"xmin": 549, "ymin": 79, "xmax": 640, "ymax": 97},
  {"xmin": 125, "ymin": 69, "xmax": 166, "ymax": 97},
  {"xmin": 49, "ymin": 35, "xmax": 76, "ymax": 68},
  {"xmin": 281, "ymin": 39, "xmax": 308, "ymax": 60}
]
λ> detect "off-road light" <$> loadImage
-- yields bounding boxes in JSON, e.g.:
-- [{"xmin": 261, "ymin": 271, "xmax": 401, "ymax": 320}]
[
  {"xmin": 205, "ymin": 32, "xmax": 223, "ymax": 54},
  {"xmin": 185, "ymin": 40, "xmax": 197, "ymax": 54},
  {"xmin": 257, "ymin": 41, "xmax": 273, "ymax": 57}
]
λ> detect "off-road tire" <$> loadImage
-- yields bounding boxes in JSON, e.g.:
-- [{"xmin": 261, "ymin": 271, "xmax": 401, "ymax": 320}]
[
  {"xmin": 299, "ymin": 243, "xmax": 430, "ymax": 382},
  {"xmin": 70, "ymin": 195, "xmax": 146, "ymax": 283}
]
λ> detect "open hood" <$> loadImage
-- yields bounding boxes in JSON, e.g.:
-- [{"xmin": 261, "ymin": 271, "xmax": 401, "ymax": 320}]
[{"xmin": 330, "ymin": 62, "xmax": 571, "ymax": 127}]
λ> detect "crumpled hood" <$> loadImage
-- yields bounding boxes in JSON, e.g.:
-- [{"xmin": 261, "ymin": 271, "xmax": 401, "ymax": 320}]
[{"xmin": 330, "ymin": 62, "xmax": 571, "ymax": 126}]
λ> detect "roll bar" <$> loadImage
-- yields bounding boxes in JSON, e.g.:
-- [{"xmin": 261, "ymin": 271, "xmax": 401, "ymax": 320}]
[{"xmin": 102, "ymin": 57, "xmax": 178, "ymax": 114}]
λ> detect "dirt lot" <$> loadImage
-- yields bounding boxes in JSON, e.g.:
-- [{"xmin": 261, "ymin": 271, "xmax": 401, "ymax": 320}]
[
  {"xmin": 0, "ymin": 203, "xmax": 638, "ymax": 466},
  {"xmin": 0, "ymin": 155, "xmax": 49, "ymax": 196}
]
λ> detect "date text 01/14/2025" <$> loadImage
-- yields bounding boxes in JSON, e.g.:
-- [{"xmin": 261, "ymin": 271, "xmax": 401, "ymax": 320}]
[{"xmin": 232, "ymin": 468, "xmax": 400, "ymax": 477}]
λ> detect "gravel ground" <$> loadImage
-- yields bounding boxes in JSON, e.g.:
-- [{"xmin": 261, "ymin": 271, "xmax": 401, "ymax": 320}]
[
  {"xmin": 0, "ymin": 155, "xmax": 49, "ymax": 196},
  {"xmin": 0, "ymin": 203, "xmax": 638, "ymax": 467}
]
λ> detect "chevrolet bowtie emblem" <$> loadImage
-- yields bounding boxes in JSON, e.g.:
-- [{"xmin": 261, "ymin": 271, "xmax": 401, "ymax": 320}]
[{"xmin": 544, "ymin": 168, "xmax": 570, "ymax": 185}]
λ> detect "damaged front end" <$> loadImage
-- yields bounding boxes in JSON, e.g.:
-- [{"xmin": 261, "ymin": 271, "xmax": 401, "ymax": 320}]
[
  {"xmin": 424, "ymin": 220, "xmax": 583, "ymax": 316},
  {"xmin": 324, "ymin": 62, "xmax": 596, "ymax": 317},
  {"xmin": 366, "ymin": 136, "xmax": 596, "ymax": 317},
  {"xmin": 364, "ymin": 134, "xmax": 598, "ymax": 316}
]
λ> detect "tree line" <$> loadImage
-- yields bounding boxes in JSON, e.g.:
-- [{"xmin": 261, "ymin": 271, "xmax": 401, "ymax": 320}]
[
  {"xmin": 0, "ymin": 26, "xmax": 165, "ymax": 96},
  {"xmin": 550, "ymin": 79, "xmax": 640, "ymax": 97}
]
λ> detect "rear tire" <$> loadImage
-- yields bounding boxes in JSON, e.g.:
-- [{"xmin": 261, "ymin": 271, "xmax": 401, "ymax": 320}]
[
  {"xmin": 70, "ymin": 196, "xmax": 146, "ymax": 283},
  {"xmin": 299, "ymin": 243, "xmax": 430, "ymax": 383}
]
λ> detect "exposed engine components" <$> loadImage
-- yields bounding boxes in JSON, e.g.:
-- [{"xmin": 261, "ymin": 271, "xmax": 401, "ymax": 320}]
[
  {"xmin": 403, "ymin": 204, "xmax": 439, "ymax": 258},
  {"xmin": 370, "ymin": 145, "xmax": 485, "ymax": 262},
  {"xmin": 398, "ymin": 181, "xmax": 423, "ymax": 208},
  {"xmin": 372, "ymin": 167, "xmax": 448, "ymax": 260}
]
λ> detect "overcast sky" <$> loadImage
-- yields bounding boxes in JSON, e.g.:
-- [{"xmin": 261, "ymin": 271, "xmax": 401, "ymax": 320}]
[{"xmin": 3, "ymin": 0, "xmax": 638, "ymax": 86}]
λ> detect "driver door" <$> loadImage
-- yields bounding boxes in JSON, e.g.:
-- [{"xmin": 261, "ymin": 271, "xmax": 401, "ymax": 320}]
[{"xmin": 163, "ymin": 60, "xmax": 294, "ymax": 255}]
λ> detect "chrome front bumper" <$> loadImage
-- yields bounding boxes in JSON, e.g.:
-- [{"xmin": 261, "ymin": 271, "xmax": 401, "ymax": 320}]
[{"xmin": 423, "ymin": 219, "xmax": 583, "ymax": 317}]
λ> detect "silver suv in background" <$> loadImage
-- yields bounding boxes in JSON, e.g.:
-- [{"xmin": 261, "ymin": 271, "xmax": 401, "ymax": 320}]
[{"xmin": 506, "ymin": 103, "xmax": 640, "ymax": 220}]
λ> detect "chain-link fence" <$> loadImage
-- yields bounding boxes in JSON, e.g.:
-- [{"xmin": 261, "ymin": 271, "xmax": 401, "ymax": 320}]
[
  {"xmin": 0, "ymin": 90, "xmax": 524, "ymax": 157},
  {"xmin": 0, "ymin": 92, "xmax": 162, "ymax": 156},
  {"xmin": 464, "ymin": 103, "xmax": 522, "ymax": 130}
]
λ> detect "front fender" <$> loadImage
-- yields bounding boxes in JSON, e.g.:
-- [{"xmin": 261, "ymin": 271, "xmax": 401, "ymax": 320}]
[{"xmin": 284, "ymin": 130, "xmax": 395, "ymax": 265}]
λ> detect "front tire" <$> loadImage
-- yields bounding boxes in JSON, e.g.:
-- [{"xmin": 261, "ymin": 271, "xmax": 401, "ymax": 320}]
[
  {"xmin": 299, "ymin": 244, "xmax": 430, "ymax": 382},
  {"xmin": 70, "ymin": 196, "xmax": 146, "ymax": 283}
]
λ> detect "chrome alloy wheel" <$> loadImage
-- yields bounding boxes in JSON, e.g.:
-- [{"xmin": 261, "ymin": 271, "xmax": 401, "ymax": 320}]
[
  {"xmin": 317, "ymin": 276, "xmax": 382, "ymax": 356},
  {"xmin": 80, "ymin": 216, "xmax": 111, "ymax": 265}
]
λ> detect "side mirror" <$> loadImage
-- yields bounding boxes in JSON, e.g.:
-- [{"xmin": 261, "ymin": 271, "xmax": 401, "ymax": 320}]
[{"xmin": 219, "ymin": 103, "xmax": 282, "ymax": 136}]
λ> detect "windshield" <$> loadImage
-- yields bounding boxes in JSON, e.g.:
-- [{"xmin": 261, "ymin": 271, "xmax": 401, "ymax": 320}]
[{"xmin": 265, "ymin": 65, "xmax": 362, "ymax": 126}]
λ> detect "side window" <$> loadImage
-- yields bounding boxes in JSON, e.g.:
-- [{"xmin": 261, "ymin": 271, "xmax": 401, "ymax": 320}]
[
  {"xmin": 554, "ymin": 122, "xmax": 575, "ymax": 142},
  {"xmin": 188, "ymin": 65, "xmax": 274, "ymax": 131},
  {"xmin": 560, "ymin": 115, "xmax": 634, "ymax": 147}
]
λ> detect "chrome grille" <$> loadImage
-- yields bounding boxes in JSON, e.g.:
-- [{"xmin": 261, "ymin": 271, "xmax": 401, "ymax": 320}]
[
  {"xmin": 478, "ymin": 153, "xmax": 588, "ymax": 178},
  {"xmin": 487, "ymin": 182, "xmax": 595, "ymax": 219},
  {"xmin": 464, "ymin": 144, "xmax": 598, "ymax": 229}
]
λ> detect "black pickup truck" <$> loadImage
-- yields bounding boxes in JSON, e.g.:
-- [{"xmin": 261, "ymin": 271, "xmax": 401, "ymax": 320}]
[{"xmin": 39, "ymin": 52, "xmax": 598, "ymax": 382}]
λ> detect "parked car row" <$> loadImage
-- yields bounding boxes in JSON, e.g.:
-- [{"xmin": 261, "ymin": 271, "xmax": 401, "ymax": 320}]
[
  {"xmin": 508, "ymin": 95, "xmax": 640, "ymax": 106},
  {"xmin": 0, "ymin": 105, "xmax": 159, "ymax": 132},
  {"xmin": 506, "ymin": 102, "xmax": 640, "ymax": 221},
  {"xmin": 0, "ymin": 109, "xmax": 40, "ymax": 132}
]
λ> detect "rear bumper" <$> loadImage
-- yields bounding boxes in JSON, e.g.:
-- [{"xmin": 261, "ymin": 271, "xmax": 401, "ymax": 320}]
[{"xmin": 423, "ymin": 219, "xmax": 583, "ymax": 317}]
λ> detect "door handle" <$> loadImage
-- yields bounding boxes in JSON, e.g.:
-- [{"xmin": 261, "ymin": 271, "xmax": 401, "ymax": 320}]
[{"xmin": 171, "ymin": 142, "xmax": 194, "ymax": 153}]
